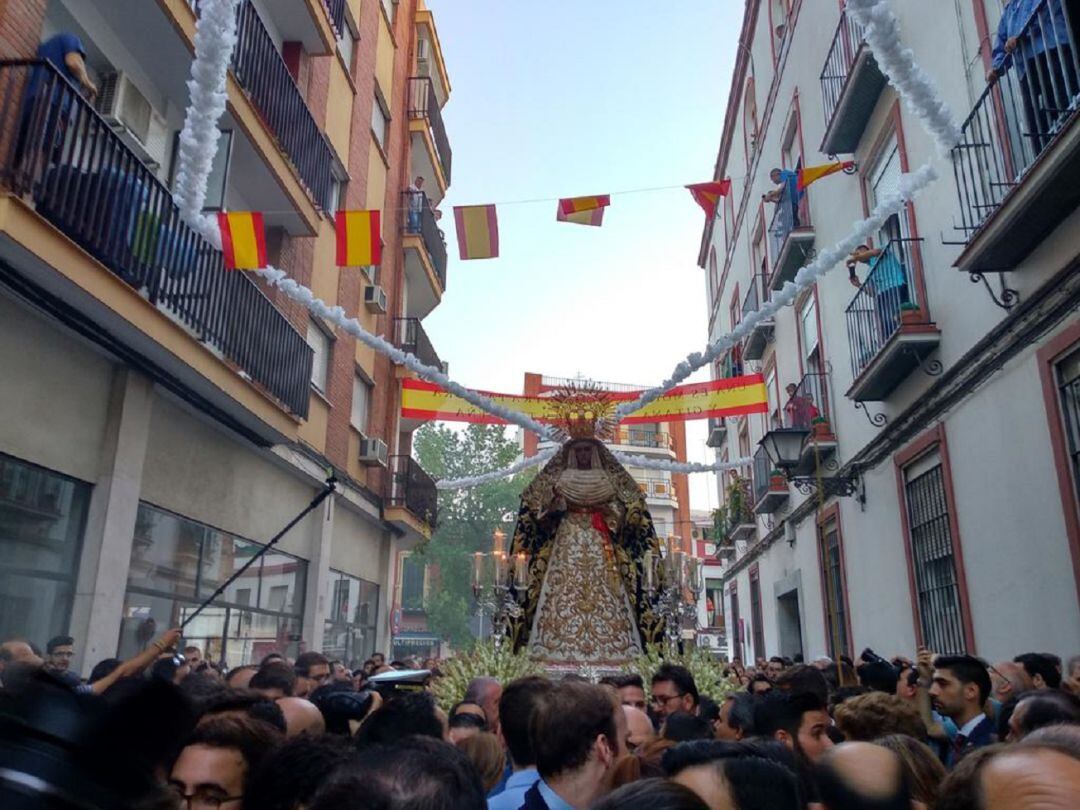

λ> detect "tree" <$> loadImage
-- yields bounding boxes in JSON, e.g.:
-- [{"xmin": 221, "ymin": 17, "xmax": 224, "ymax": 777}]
[{"xmin": 412, "ymin": 423, "xmax": 534, "ymax": 649}]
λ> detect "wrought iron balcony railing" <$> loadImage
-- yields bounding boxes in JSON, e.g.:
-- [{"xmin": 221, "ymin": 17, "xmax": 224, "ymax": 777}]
[
  {"xmin": 190, "ymin": 0, "xmax": 337, "ymax": 210},
  {"xmin": 768, "ymin": 179, "xmax": 810, "ymax": 275},
  {"xmin": 717, "ymin": 347, "xmax": 744, "ymax": 380},
  {"xmin": 387, "ymin": 455, "xmax": 438, "ymax": 528},
  {"xmin": 612, "ymin": 429, "xmax": 674, "ymax": 450},
  {"xmin": 0, "ymin": 60, "xmax": 312, "ymax": 416},
  {"xmin": 820, "ymin": 10, "xmax": 869, "ymax": 133},
  {"xmin": 786, "ymin": 370, "xmax": 832, "ymax": 431},
  {"xmin": 325, "ymin": 0, "xmax": 346, "ymax": 37},
  {"xmin": 393, "ymin": 317, "xmax": 442, "ymax": 371},
  {"xmin": 952, "ymin": 0, "xmax": 1080, "ymax": 240},
  {"xmin": 401, "ymin": 190, "xmax": 448, "ymax": 290},
  {"xmin": 706, "ymin": 416, "xmax": 727, "ymax": 448},
  {"xmin": 844, "ymin": 238, "xmax": 921, "ymax": 380},
  {"xmin": 818, "ymin": 9, "xmax": 886, "ymax": 154},
  {"xmin": 752, "ymin": 445, "xmax": 775, "ymax": 505},
  {"xmin": 407, "ymin": 76, "xmax": 452, "ymax": 184}
]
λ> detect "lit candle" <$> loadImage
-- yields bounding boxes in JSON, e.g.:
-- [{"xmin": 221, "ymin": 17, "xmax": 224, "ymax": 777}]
[
  {"xmin": 472, "ymin": 552, "xmax": 484, "ymax": 590},
  {"xmin": 643, "ymin": 550, "xmax": 655, "ymax": 591},
  {"xmin": 492, "ymin": 528, "xmax": 506, "ymax": 556},
  {"xmin": 687, "ymin": 558, "xmax": 702, "ymax": 593},
  {"xmin": 514, "ymin": 553, "xmax": 528, "ymax": 589},
  {"xmin": 674, "ymin": 550, "xmax": 687, "ymax": 588},
  {"xmin": 494, "ymin": 551, "xmax": 509, "ymax": 585}
]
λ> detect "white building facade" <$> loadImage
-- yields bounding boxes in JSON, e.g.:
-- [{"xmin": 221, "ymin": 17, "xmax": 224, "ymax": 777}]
[{"xmin": 702, "ymin": 0, "xmax": 1080, "ymax": 665}]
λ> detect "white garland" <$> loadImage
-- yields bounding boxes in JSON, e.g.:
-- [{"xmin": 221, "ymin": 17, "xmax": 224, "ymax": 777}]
[
  {"xmin": 255, "ymin": 268, "xmax": 558, "ymax": 439},
  {"xmin": 846, "ymin": 0, "xmax": 962, "ymax": 154},
  {"xmin": 436, "ymin": 448, "xmax": 558, "ymax": 490},
  {"xmin": 610, "ymin": 452, "xmax": 754, "ymax": 474},
  {"xmin": 172, "ymin": 0, "xmax": 240, "ymax": 249}
]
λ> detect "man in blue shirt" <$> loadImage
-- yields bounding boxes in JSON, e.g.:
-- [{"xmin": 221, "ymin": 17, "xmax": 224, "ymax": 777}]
[
  {"xmin": 488, "ymin": 676, "xmax": 553, "ymax": 810},
  {"xmin": 847, "ymin": 243, "xmax": 911, "ymax": 345},
  {"xmin": 988, "ymin": 0, "xmax": 1077, "ymax": 153},
  {"xmin": 16, "ymin": 33, "xmax": 98, "ymax": 169},
  {"xmin": 764, "ymin": 167, "xmax": 803, "ymax": 228}
]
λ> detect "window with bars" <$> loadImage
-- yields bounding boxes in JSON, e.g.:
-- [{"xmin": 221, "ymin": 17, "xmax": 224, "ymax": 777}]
[
  {"xmin": 749, "ymin": 568, "xmax": 766, "ymax": 661},
  {"xmin": 904, "ymin": 453, "xmax": 967, "ymax": 654},
  {"xmin": 1057, "ymin": 348, "xmax": 1080, "ymax": 511},
  {"xmin": 818, "ymin": 517, "xmax": 849, "ymax": 659}
]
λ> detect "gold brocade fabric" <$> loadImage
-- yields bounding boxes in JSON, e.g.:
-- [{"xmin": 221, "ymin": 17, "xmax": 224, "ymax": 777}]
[
  {"xmin": 528, "ymin": 510, "xmax": 642, "ymax": 665},
  {"xmin": 507, "ymin": 440, "xmax": 666, "ymax": 660}
]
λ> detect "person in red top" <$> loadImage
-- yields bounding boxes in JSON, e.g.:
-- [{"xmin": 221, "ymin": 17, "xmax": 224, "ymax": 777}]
[{"xmin": 784, "ymin": 383, "xmax": 818, "ymax": 429}]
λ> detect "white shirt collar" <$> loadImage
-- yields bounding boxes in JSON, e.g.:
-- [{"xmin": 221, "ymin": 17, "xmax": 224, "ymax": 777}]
[{"xmin": 957, "ymin": 712, "xmax": 986, "ymax": 737}]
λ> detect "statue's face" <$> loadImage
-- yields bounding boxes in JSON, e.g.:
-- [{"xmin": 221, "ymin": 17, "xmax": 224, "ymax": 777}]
[{"xmin": 573, "ymin": 444, "xmax": 593, "ymax": 469}]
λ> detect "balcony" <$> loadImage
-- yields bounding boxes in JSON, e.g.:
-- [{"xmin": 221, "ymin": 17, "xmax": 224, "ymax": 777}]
[
  {"xmin": 819, "ymin": 8, "xmax": 887, "ymax": 155},
  {"xmin": 785, "ymin": 370, "xmax": 837, "ymax": 475},
  {"xmin": 401, "ymin": 190, "xmax": 448, "ymax": 319},
  {"xmin": 724, "ymin": 490, "xmax": 756, "ymax": 544},
  {"xmin": 188, "ymin": 0, "xmax": 337, "ymax": 213},
  {"xmin": 717, "ymin": 347, "xmax": 744, "ymax": 380},
  {"xmin": 769, "ymin": 181, "xmax": 815, "ymax": 291},
  {"xmin": 408, "ymin": 77, "xmax": 452, "ymax": 199},
  {"xmin": 386, "ymin": 455, "xmax": 438, "ymax": 540},
  {"xmin": 752, "ymin": 446, "xmax": 789, "ymax": 515},
  {"xmin": 741, "ymin": 273, "xmax": 774, "ymax": 361},
  {"xmin": 706, "ymin": 416, "xmax": 728, "ymax": 448},
  {"xmin": 845, "ymin": 239, "xmax": 941, "ymax": 402},
  {"xmin": 258, "ymin": 0, "xmax": 339, "ymax": 54},
  {"xmin": 393, "ymin": 317, "xmax": 443, "ymax": 372},
  {"xmin": 951, "ymin": 0, "xmax": 1080, "ymax": 273},
  {"xmin": 639, "ymin": 478, "xmax": 677, "ymax": 505},
  {"xmin": 0, "ymin": 61, "xmax": 312, "ymax": 423},
  {"xmin": 612, "ymin": 428, "xmax": 676, "ymax": 457}
]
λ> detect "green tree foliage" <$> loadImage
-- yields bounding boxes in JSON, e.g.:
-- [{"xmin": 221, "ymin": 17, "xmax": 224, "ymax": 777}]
[{"xmin": 413, "ymin": 424, "xmax": 534, "ymax": 649}]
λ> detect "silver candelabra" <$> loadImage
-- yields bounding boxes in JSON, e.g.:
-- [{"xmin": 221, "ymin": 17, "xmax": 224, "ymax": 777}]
[
  {"xmin": 644, "ymin": 538, "xmax": 703, "ymax": 656},
  {"xmin": 472, "ymin": 528, "xmax": 527, "ymax": 654}
]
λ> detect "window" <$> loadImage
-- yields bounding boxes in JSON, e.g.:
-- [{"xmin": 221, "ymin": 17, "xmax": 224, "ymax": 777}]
[
  {"xmin": 1058, "ymin": 348, "xmax": 1080, "ymax": 510},
  {"xmin": 749, "ymin": 566, "xmax": 766, "ymax": 660},
  {"xmin": 0, "ymin": 454, "xmax": 90, "ymax": 646},
  {"xmin": 866, "ymin": 133, "xmax": 909, "ymax": 245},
  {"xmin": 770, "ymin": 0, "xmax": 791, "ymax": 55},
  {"xmin": 799, "ymin": 295, "xmax": 819, "ymax": 365},
  {"xmin": 170, "ymin": 130, "xmax": 232, "ymax": 211},
  {"xmin": 752, "ymin": 218, "xmax": 769, "ymax": 294},
  {"xmin": 324, "ymin": 569, "xmax": 379, "ymax": 667},
  {"xmin": 327, "ymin": 167, "xmax": 347, "ymax": 215},
  {"xmin": 337, "ymin": 22, "xmax": 357, "ymax": 73},
  {"xmin": 307, "ymin": 319, "xmax": 332, "ymax": 393},
  {"xmin": 903, "ymin": 452, "xmax": 967, "ymax": 654},
  {"xmin": 351, "ymin": 374, "xmax": 371, "ymax": 433},
  {"xmin": 400, "ymin": 555, "xmax": 426, "ymax": 611},
  {"xmin": 705, "ymin": 578, "xmax": 724, "ymax": 629},
  {"xmin": 380, "ymin": 0, "xmax": 395, "ymax": 24},
  {"xmin": 729, "ymin": 585, "xmax": 743, "ymax": 663},
  {"xmin": 765, "ymin": 365, "xmax": 781, "ymax": 430},
  {"xmin": 818, "ymin": 516, "xmax": 849, "ymax": 658},
  {"xmin": 120, "ymin": 503, "xmax": 307, "ymax": 667},
  {"xmin": 708, "ymin": 247, "xmax": 719, "ymax": 305},
  {"xmin": 743, "ymin": 75, "xmax": 759, "ymax": 164},
  {"xmin": 371, "ymin": 95, "xmax": 389, "ymax": 151}
]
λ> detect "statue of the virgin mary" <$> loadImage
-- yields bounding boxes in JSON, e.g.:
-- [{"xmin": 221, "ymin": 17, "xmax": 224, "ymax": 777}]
[{"xmin": 506, "ymin": 390, "xmax": 665, "ymax": 667}]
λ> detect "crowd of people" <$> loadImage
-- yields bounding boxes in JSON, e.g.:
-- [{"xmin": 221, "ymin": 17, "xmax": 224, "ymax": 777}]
[{"xmin": 1, "ymin": 630, "xmax": 1079, "ymax": 809}]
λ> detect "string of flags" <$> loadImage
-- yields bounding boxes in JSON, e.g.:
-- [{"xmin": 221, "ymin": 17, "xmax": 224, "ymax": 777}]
[{"xmin": 216, "ymin": 162, "xmax": 855, "ymax": 270}]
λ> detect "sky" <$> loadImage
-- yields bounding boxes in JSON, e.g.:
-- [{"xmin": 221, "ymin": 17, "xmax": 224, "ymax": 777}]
[{"xmin": 423, "ymin": 1, "xmax": 742, "ymax": 514}]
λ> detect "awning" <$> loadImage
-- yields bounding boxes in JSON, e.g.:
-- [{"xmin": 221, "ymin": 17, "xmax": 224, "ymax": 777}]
[{"xmin": 393, "ymin": 632, "xmax": 440, "ymax": 647}]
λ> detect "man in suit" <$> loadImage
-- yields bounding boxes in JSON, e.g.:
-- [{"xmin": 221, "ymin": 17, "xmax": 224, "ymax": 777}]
[
  {"xmin": 518, "ymin": 681, "xmax": 625, "ymax": 809},
  {"xmin": 929, "ymin": 654, "xmax": 996, "ymax": 766}
]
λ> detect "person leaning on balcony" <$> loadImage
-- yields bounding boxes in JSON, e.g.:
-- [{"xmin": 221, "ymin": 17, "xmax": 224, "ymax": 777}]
[
  {"xmin": 407, "ymin": 176, "xmax": 426, "ymax": 231},
  {"xmin": 783, "ymin": 383, "xmax": 818, "ymax": 430},
  {"xmin": 15, "ymin": 33, "xmax": 99, "ymax": 168},
  {"xmin": 987, "ymin": 0, "xmax": 1076, "ymax": 152},
  {"xmin": 763, "ymin": 167, "xmax": 803, "ymax": 227},
  {"xmin": 847, "ymin": 243, "xmax": 910, "ymax": 341}
]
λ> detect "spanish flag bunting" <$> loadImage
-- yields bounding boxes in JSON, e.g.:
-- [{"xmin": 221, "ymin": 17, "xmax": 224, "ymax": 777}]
[
  {"xmin": 556, "ymin": 202, "xmax": 605, "ymax": 227},
  {"xmin": 217, "ymin": 211, "xmax": 268, "ymax": 270},
  {"xmin": 797, "ymin": 160, "xmax": 856, "ymax": 192},
  {"xmin": 400, "ymin": 375, "xmax": 769, "ymax": 425},
  {"xmin": 453, "ymin": 204, "xmax": 500, "ymax": 260},
  {"xmin": 558, "ymin": 195, "xmax": 611, "ymax": 216},
  {"xmin": 686, "ymin": 180, "xmax": 732, "ymax": 219},
  {"xmin": 335, "ymin": 210, "xmax": 381, "ymax": 267}
]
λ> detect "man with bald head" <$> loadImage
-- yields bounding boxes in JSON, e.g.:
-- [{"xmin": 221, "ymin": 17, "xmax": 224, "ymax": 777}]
[
  {"xmin": 989, "ymin": 660, "xmax": 1032, "ymax": 704},
  {"xmin": 979, "ymin": 743, "xmax": 1080, "ymax": 810},
  {"xmin": 622, "ymin": 704, "xmax": 654, "ymax": 752},
  {"xmin": 465, "ymin": 675, "xmax": 503, "ymax": 735},
  {"xmin": 276, "ymin": 696, "xmax": 326, "ymax": 737},
  {"xmin": 0, "ymin": 639, "xmax": 41, "ymax": 688},
  {"xmin": 815, "ymin": 742, "xmax": 912, "ymax": 810}
]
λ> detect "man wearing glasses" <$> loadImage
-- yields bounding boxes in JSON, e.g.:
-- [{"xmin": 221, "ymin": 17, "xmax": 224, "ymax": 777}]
[
  {"xmin": 169, "ymin": 716, "xmax": 281, "ymax": 809},
  {"xmin": 650, "ymin": 663, "xmax": 699, "ymax": 722},
  {"xmin": 293, "ymin": 651, "xmax": 332, "ymax": 698}
]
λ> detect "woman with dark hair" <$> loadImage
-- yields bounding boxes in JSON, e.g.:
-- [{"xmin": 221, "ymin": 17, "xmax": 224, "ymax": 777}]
[
  {"xmin": 592, "ymin": 779, "xmax": 709, "ymax": 810},
  {"xmin": 874, "ymin": 734, "xmax": 947, "ymax": 807}
]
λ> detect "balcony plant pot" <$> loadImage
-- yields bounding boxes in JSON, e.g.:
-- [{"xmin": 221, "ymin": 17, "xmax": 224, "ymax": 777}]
[
  {"xmin": 811, "ymin": 416, "xmax": 831, "ymax": 439},
  {"xmin": 899, "ymin": 303, "xmax": 923, "ymax": 326},
  {"xmin": 769, "ymin": 471, "xmax": 787, "ymax": 490}
]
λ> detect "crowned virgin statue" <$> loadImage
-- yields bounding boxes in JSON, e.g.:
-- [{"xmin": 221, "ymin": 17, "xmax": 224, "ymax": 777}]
[{"xmin": 506, "ymin": 389, "xmax": 665, "ymax": 667}]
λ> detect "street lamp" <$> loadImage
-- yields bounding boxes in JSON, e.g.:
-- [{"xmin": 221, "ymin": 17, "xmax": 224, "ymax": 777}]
[{"xmin": 758, "ymin": 429, "xmax": 863, "ymax": 501}]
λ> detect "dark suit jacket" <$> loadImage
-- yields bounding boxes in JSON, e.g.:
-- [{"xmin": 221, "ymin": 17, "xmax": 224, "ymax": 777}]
[
  {"xmin": 951, "ymin": 714, "xmax": 997, "ymax": 766},
  {"xmin": 518, "ymin": 783, "xmax": 550, "ymax": 810}
]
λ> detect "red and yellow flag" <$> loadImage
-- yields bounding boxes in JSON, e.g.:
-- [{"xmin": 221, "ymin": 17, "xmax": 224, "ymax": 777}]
[
  {"xmin": 218, "ymin": 212, "xmax": 267, "ymax": 270},
  {"xmin": 797, "ymin": 161, "xmax": 856, "ymax": 192},
  {"xmin": 335, "ymin": 210, "xmax": 381, "ymax": 267},
  {"xmin": 556, "ymin": 202, "xmax": 605, "ymax": 227},
  {"xmin": 453, "ymin": 204, "xmax": 500, "ymax": 260},
  {"xmin": 558, "ymin": 195, "xmax": 611, "ymax": 216},
  {"xmin": 400, "ymin": 375, "xmax": 769, "ymax": 425},
  {"xmin": 686, "ymin": 180, "xmax": 732, "ymax": 219}
]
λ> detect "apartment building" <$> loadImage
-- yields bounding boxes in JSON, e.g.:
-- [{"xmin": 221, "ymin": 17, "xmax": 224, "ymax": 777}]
[
  {"xmin": 701, "ymin": 0, "xmax": 1080, "ymax": 664},
  {"xmin": 0, "ymin": 0, "xmax": 452, "ymax": 673}
]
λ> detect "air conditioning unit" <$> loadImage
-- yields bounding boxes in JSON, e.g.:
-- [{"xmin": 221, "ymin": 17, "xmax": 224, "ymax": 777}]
[
  {"xmin": 97, "ymin": 72, "xmax": 163, "ymax": 170},
  {"xmin": 364, "ymin": 285, "xmax": 387, "ymax": 314},
  {"xmin": 359, "ymin": 436, "xmax": 388, "ymax": 467}
]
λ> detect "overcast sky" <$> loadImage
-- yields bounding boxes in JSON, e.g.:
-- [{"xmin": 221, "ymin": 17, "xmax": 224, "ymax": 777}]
[{"xmin": 424, "ymin": 1, "xmax": 741, "ymax": 513}]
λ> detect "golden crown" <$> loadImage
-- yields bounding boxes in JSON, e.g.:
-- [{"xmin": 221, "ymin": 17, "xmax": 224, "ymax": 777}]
[{"xmin": 546, "ymin": 383, "xmax": 617, "ymax": 442}]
